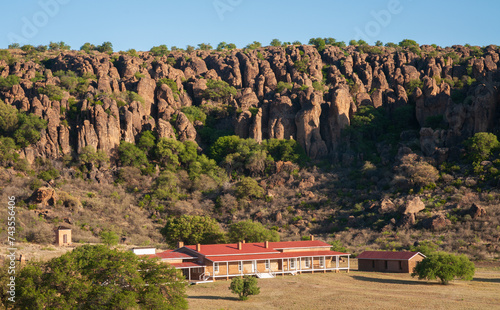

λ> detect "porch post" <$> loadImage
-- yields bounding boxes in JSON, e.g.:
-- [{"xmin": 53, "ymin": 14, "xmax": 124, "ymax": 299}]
[
  {"xmin": 336, "ymin": 255, "xmax": 339, "ymax": 273},
  {"xmin": 312, "ymin": 257, "xmax": 314, "ymax": 274},
  {"xmin": 226, "ymin": 261, "xmax": 229, "ymax": 280},
  {"xmin": 189, "ymin": 268, "xmax": 191, "ymax": 281},
  {"xmin": 347, "ymin": 255, "xmax": 350, "ymax": 273},
  {"xmin": 213, "ymin": 262, "xmax": 216, "ymax": 282},
  {"xmin": 281, "ymin": 258, "xmax": 284, "ymax": 277},
  {"xmin": 324, "ymin": 256, "xmax": 326, "ymax": 273},
  {"xmin": 299, "ymin": 257, "xmax": 302, "ymax": 274}
]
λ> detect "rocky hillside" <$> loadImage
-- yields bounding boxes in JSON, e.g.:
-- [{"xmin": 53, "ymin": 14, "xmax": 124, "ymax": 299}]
[{"xmin": 0, "ymin": 43, "xmax": 499, "ymax": 259}]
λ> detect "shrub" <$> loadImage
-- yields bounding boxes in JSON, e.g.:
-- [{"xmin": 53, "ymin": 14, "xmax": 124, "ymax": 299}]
[
  {"xmin": 276, "ymin": 81, "xmax": 293, "ymax": 93},
  {"xmin": 245, "ymin": 41, "xmax": 262, "ymax": 50},
  {"xmin": 0, "ymin": 100, "xmax": 18, "ymax": 134},
  {"xmin": 406, "ymin": 79, "xmax": 423, "ymax": 97},
  {"xmin": 80, "ymin": 42, "xmax": 96, "ymax": 53},
  {"xmin": 137, "ymin": 130, "xmax": 156, "ymax": 153},
  {"xmin": 235, "ymin": 177, "xmax": 264, "ymax": 199},
  {"xmin": 464, "ymin": 132, "xmax": 500, "ymax": 163},
  {"xmin": 100, "ymin": 230, "xmax": 119, "ymax": 246},
  {"xmin": 412, "ymin": 252, "xmax": 475, "ymax": 284},
  {"xmin": 13, "ymin": 113, "xmax": 48, "ymax": 148},
  {"xmin": 197, "ymin": 43, "xmax": 212, "ymax": 50},
  {"xmin": 96, "ymin": 41, "xmax": 113, "ymax": 53},
  {"xmin": 157, "ymin": 78, "xmax": 180, "ymax": 99},
  {"xmin": 181, "ymin": 106, "xmax": 207, "ymax": 125},
  {"xmin": 294, "ymin": 56, "xmax": 309, "ymax": 73},
  {"xmin": 399, "ymin": 39, "xmax": 419, "ymax": 48},
  {"xmin": 48, "ymin": 41, "xmax": 70, "ymax": 51},
  {"xmin": 270, "ymin": 39, "xmax": 282, "ymax": 47},
  {"xmin": 78, "ymin": 146, "xmax": 109, "ymax": 168},
  {"xmin": 160, "ymin": 215, "xmax": 226, "ymax": 248},
  {"xmin": 38, "ymin": 84, "xmax": 64, "ymax": 101},
  {"xmin": 309, "ymin": 38, "xmax": 326, "ymax": 52},
  {"xmin": 149, "ymin": 44, "xmax": 169, "ymax": 56},
  {"xmin": 228, "ymin": 220, "xmax": 280, "ymax": 243},
  {"xmin": 0, "ymin": 75, "xmax": 20, "ymax": 90},
  {"xmin": 118, "ymin": 141, "xmax": 148, "ymax": 167},
  {"xmin": 37, "ymin": 168, "xmax": 60, "ymax": 182},
  {"xmin": 229, "ymin": 276, "xmax": 260, "ymax": 301},
  {"xmin": 203, "ymin": 79, "xmax": 237, "ymax": 102}
]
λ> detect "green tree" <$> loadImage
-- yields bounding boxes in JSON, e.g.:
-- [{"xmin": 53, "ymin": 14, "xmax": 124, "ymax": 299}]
[
  {"xmin": 78, "ymin": 146, "xmax": 109, "ymax": 168},
  {"xmin": 229, "ymin": 276, "xmax": 260, "ymax": 301},
  {"xmin": 464, "ymin": 132, "xmax": 500, "ymax": 163},
  {"xmin": 118, "ymin": 141, "xmax": 148, "ymax": 167},
  {"xmin": 48, "ymin": 41, "xmax": 70, "ymax": 51},
  {"xmin": 203, "ymin": 79, "xmax": 237, "ymax": 102},
  {"xmin": 0, "ymin": 75, "xmax": 20, "ymax": 91},
  {"xmin": 0, "ymin": 137, "xmax": 17, "ymax": 165},
  {"xmin": 0, "ymin": 100, "xmax": 18, "ymax": 134},
  {"xmin": 197, "ymin": 43, "xmax": 212, "ymax": 50},
  {"xmin": 138, "ymin": 130, "xmax": 156, "ymax": 153},
  {"xmin": 270, "ymin": 39, "xmax": 282, "ymax": 47},
  {"xmin": 399, "ymin": 39, "xmax": 419, "ymax": 48},
  {"xmin": 375, "ymin": 40, "xmax": 383, "ymax": 46},
  {"xmin": 80, "ymin": 42, "xmax": 96, "ymax": 53},
  {"xmin": 17, "ymin": 245, "xmax": 187, "ymax": 309},
  {"xmin": 100, "ymin": 230, "xmax": 119, "ymax": 246},
  {"xmin": 245, "ymin": 41, "xmax": 262, "ymax": 50},
  {"xmin": 13, "ymin": 113, "xmax": 48, "ymax": 148},
  {"xmin": 309, "ymin": 37, "xmax": 326, "ymax": 52},
  {"xmin": 150, "ymin": 44, "xmax": 169, "ymax": 56},
  {"xmin": 412, "ymin": 252, "xmax": 475, "ymax": 285},
  {"xmin": 235, "ymin": 177, "xmax": 264, "ymax": 199},
  {"xmin": 160, "ymin": 215, "xmax": 226, "ymax": 248},
  {"xmin": 97, "ymin": 41, "xmax": 113, "ymax": 53},
  {"xmin": 228, "ymin": 220, "xmax": 280, "ymax": 243}
]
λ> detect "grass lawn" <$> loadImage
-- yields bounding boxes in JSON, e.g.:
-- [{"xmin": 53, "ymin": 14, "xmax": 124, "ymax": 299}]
[{"xmin": 187, "ymin": 265, "xmax": 500, "ymax": 310}]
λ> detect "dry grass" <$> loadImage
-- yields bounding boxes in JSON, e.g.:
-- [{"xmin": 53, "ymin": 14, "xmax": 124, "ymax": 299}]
[{"xmin": 187, "ymin": 263, "xmax": 500, "ymax": 310}]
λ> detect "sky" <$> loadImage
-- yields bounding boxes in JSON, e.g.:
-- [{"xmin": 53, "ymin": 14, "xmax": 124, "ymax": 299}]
[{"xmin": 0, "ymin": 0, "xmax": 498, "ymax": 51}]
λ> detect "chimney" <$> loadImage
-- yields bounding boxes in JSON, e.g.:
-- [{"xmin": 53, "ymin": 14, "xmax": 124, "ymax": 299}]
[
  {"xmin": 310, "ymin": 235, "xmax": 314, "ymax": 241},
  {"xmin": 177, "ymin": 241, "xmax": 184, "ymax": 248},
  {"xmin": 242, "ymin": 240, "xmax": 246, "ymax": 244},
  {"xmin": 265, "ymin": 241, "xmax": 269, "ymax": 249},
  {"xmin": 196, "ymin": 243, "xmax": 201, "ymax": 252},
  {"xmin": 238, "ymin": 242, "xmax": 242, "ymax": 250}
]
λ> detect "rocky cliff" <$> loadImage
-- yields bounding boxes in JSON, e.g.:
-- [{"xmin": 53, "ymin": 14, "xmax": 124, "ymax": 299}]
[{"xmin": 2, "ymin": 44, "xmax": 499, "ymax": 164}]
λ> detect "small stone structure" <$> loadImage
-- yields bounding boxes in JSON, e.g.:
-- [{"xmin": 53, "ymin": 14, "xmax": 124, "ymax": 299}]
[{"xmin": 55, "ymin": 226, "xmax": 72, "ymax": 246}]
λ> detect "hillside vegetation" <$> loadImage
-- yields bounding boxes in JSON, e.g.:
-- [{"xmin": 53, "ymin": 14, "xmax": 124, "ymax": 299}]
[{"xmin": 0, "ymin": 40, "xmax": 499, "ymax": 260}]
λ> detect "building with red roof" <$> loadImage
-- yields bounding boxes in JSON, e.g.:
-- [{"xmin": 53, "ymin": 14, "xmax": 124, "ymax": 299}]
[
  {"xmin": 151, "ymin": 236, "xmax": 350, "ymax": 283},
  {"xmin": 357, "ymin": 251, "xmax": 426, "ymax": 273}
]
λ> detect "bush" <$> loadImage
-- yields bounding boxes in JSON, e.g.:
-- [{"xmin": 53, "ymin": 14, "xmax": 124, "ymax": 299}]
[
  {"xmin": 96, "ymin": 41, "xmax": 113, "ymax": 53},
  {"xmin": 228, "ymin": 220, "xmax": 280, "ymax": 243},
  {"xmin": 137, "ymin": 130, "xmax": 156, "ymax": 153},
  {"xmin": 464, "ymin": 132, "xmax": 500, "ymax": 163},
  {"xmin": 100, "ymin": 230, "xmax": 119, "ymax": 246},
  {"xmin": 48, "ymin": 41, "xmax": 70, "ymax": 51},
  {"xmin": 309, "ymin": 38, "xmax": 326, "ymax": 52},
  {"xmin": 399, "ymin": 39, "xmax": 419, "ymax": 48},
  {"xmin": 160, "ymin": 215, "xmax": 226, "ymax": 248},
  {"xmin": 38, "ymin": 84, "xmax": 64, "ymax": 101},
  {"xmin": 13, "ymin": 113, "xmax": 48, "ymax": 148},
  {"xmin": 270, "ymin": 39, "xmax": 282, "ymax": 47},
  {"xmin": 412, "ymin": 252, "xmax": 475, "ymax": 284},
  {"xmin": 203, "ymin": 79, "xmax": 237, "ymax": 102},
  {"xmin": 276, "ymin": 81, "xmax": 293, "ymax": 93},
  {"xmin": 118, "ymin": 141, "xmax": 148, "ymax": 167},
  {"xmin": 197, "ymin": 43, "xmax": 212, "ymax": 50},
  {"xmin": 245, "ymin": 41, "xmax": 262, "ymax": 50},
  {"xmin": 157, "ymin": 78, "xmax": 180, "ymax": 99},
  {"xmin": 78, "ymin": 146, "xmax": 109, "ymax": 168},
  {"xmin": 0, "ymin": 75, "xmax": 20, "ymax": 91},
  {"xmin": 180, "ymin": 107, "xmax": 206, "ymax": 125},
  {"xmin": 0, "ymin": 100, "xmax": 18, "ymax": 134},
  {"xmin": 150, "ymin": 44, "xmax": 169, "ymax": 56},
  {"xmin": 80, "ymin": 42, "xmax": 96, "ymax": 53},
  {"xmin": 236, "ymin": 177, "xmax": 264, "ymax": 199},
  {"xmin": 37, "ymin": 168, "xmax": 60, "ymax": 182},
  {"xmin": 229, "ymin": 276, "xmax": 260, "ymax": 301},
  {"xmin": 294, "ymin": 56, "xmax": 309, "ymax": 73}
]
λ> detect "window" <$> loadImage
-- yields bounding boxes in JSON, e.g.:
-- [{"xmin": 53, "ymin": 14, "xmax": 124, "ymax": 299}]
[
  {"xmin": 290, "ymin": 259, "xmax": 296, "ymax": 269},
  {"xmin": 372, "ymin": 260, "xmax": 375, "ymax": 268},
  {"xmin": 399, "ymin": 261, "xmax": 402, "ymax": 270},
  {"xmin": 265, "ymin": 260, "xmax": 270, "ymax": 270},
  {"xmin": 305, "ymin": 257, "xmax": 310, "ymax": 268},
  {"xmin": 319, "ymin": 257, "xmax": 325, "ymax": 268},
  {"xmin": 238, "ymin": 261, "xmax": 243, "ymax": 272},
  {"xmin": 214, "ymin": 263, "xmax": 219, "ymax": 273},
  {"xmin": 384, "ymin": 261, "xmax": 388, "ymax": 269}
]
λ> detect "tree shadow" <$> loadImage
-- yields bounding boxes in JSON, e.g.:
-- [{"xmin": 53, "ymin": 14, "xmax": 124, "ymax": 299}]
[
  {"xmin": 472, "ymin": 278, "xmax": 500, "ymax": 283},
  {"xmin": 188, "ymin": 295, "xmax": 239, "ymax": 301},
  {"xmin": 351, "ymin": 275, "xmax": 439, "ymax": 286}
]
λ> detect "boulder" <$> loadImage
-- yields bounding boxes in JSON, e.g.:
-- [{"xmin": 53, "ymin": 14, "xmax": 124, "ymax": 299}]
[
  {"xmin": 469, "ymin": 203, "xmax": 487, "ymax": 219},
  {"xmin": 31, "ymin": 187, "xmax": 57, "ymax": 207},
  {"xmin": 401, "ymin": 197, "xmax": 425, "ymax": 214}
]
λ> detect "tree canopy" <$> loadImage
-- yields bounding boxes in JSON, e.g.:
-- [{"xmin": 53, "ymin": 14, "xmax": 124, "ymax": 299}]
[
  {"xmin": 17, "ymin": 245, "xmax": 187, "ymax": 309},
  {"xmin": 411, "ymin": 252, "xmax": 475, "ymax": 285},
  {"xmin": 229, "ymin": 276, "xmax": 260, "ymax": 301},
  {"xmin": 228, "ymin": 220, "xmax": 280, "ymax": 243},
  {"xmin": 160, "ymin": 215, "xmax": 226, "ymax": 248}
]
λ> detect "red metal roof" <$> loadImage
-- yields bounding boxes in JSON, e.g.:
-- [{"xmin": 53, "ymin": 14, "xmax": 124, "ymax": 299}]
[
  {"xmin": 206, "ymin": 250, "xmax": 349, "ymax": 262},
  {"xmin": 183, "ymin": 240, "xmax": 332, "ymax": 257},
  {"xmin": 169, "ymin": 262, "xmax": 205, "ymax": 268},
  {"xmin": 357, "ymin": 251, "xmax": 425, "ymax": 260},
  {"xmin": 149, "ymin": 250, "xmax": 196, "ymax": 260}
]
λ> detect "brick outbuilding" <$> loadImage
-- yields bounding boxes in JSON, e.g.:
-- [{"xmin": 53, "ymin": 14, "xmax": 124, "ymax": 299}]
[{"xmin": 357, "ymin": 251, "xmax": 426, "ymax": 273}]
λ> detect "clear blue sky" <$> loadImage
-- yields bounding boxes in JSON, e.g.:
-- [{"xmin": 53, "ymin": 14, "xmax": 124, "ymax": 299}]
[{"xmin": 1, "ymin": 0, "xmax": 498, "ymax": 51}]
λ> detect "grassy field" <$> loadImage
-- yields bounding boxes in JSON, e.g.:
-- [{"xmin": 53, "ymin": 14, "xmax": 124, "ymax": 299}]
[{"xmin": 187, "ymin": 264, "xmax": 500, "ymax": 310}]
